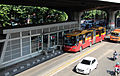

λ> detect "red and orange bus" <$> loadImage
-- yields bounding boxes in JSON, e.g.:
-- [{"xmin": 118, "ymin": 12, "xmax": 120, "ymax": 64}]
[
  {"xmin": 63, "ymin": 30, "xmax": 93, "ymax": 52},
  {"xmin": 63, "ymin": 27, "xmax": 106, "ymax": 52},
  {"xmin": 110, "ymin": 28, "xmax": 120, "ymax": 42}
]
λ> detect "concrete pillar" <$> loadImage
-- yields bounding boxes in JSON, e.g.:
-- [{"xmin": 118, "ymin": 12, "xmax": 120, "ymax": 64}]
[
  {"xmin": 41, "ymin": 29, "xmax": 44, "ymax": 50},
  {"xmin": 57, "ymin": 32, "xmax": 59, "ymax": 45},
  {"xmin": 107, "ymin": 10, "xmax": 118, "ymax": 30},
  {"xmin": 66, "ymin": 11, "xmax": 83, "ymax": 30},
  {"xmin": 78, "ymin": 12, "xmax": 84, "ymax": 30},
  {"xmin": 48, "ymin": 34, "xmax": 50, "ymax": 48},
  {"xmin": 73, "ymin": 12, "xmax": 83, "ymax": 30}
]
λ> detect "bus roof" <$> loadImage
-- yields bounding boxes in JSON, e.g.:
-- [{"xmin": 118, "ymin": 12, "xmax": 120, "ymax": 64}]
[
  {"xmin": 65, "ymin": 30, "xmax": 82, "ymax": 36},
  {"xmin": 111, "ymin": 29, "xmax": 120, "ymax": 33},
  {"xmin": 81, "ymin": 30, "xmax": 93, "ymax": 34},
  {"xmin": 90, "ymin": 26, "xmax": 105, "ymax": 30},
  {"xmin": 65, "ymin": 30, "xmax": 93, "ymax": 36}
]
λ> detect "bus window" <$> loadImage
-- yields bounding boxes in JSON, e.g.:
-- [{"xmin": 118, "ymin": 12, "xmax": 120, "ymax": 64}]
[
  {"xmin": 64, "ymin": 36, "xmax": 76, "ymax": 46},
  {"xmin": 99, "ymin": 31, "xmax": 101, "ymax": 37},
  {"xmin": 86, "ymin": 32, "xmax": 91, "ymax": 38},
  {"xmin": 101, "ymin": 29, "xmax": 104, "ymax": 33},
  {"xmin": 82, "ymin": 35, "xmax": 85, "ymax": 44},
  {"xmin": 79, "ymin": 35, "xmax": 83, "ymax": 41},
  {"xmin": 96, "ymin": 31, "xmax": 99, "ymax": 35},
  {"xmin": 119, "ymin": 33, "xmax": 120, "ymax": 36}
]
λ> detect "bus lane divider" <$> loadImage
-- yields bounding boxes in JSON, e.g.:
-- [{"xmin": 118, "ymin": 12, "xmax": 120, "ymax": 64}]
[{"xmin": 43, "ymin": 42, "xmax": 107, "ymax": 76}]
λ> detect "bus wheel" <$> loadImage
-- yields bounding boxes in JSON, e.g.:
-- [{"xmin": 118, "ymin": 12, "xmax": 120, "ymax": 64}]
[
  {"xmin": 80, "ymin": 47, "xmax": 82, "ymax": 52},
  {"xmin": 90, "ymin": 42, "xmax": 92, "ymax": 47},
  {"xmin": 101, "ymin": 38, "xmax": 102, "ymax": 42}
]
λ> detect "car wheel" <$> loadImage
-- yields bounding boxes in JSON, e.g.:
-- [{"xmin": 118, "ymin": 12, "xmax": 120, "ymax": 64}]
[
  {"xmin": 88, "ymin": 69, "xmax": 91, "ymax": 75},
  {"xmin": 95, "ymin": 64, "xmax": 98, "ymax": 69}
]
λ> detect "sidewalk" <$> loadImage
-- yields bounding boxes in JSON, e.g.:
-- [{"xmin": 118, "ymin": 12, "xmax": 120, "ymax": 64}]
[{"xmin": 0, "ymin": 50, "xmax": 64, "ymax": 76}]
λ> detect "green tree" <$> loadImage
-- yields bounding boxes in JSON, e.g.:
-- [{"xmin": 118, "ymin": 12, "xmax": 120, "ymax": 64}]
[{"xmin": 0, "ymin": 4, "xmax": 68, "ymax": 27}]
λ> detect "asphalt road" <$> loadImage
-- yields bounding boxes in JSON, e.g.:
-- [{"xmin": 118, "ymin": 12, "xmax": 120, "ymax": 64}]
[{"xmin": 16, "ymin": 41, "xmax": 120, "ymax": 76}]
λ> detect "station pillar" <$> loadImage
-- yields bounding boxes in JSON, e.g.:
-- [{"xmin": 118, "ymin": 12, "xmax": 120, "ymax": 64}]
[
  {"xmin": 66, "ymin": 11, "xmax": 83, "ymax": 30},
  {"xmin": 107, "ymin": 10, "xmax": 118, "ymax": 30}
]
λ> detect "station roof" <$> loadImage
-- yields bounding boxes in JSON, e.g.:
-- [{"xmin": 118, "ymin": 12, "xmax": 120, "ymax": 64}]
[{"xmin": 0, "ymin": 0, "xmax": 120, "ymax": 11}]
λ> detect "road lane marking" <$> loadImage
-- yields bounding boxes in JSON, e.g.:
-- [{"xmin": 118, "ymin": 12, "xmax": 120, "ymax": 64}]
[{"xmin": 44, "ymin": 43, "xmax": 106, "ymax": 76}]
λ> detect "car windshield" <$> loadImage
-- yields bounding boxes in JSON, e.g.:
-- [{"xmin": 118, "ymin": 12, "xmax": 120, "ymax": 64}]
[
  {"xmin": 111, "ymin": 32, "xmax": 120, "ymax": 37},
  {"xmin": 81, "ymin": 59, "xmax": 91, "ymax": 65}
]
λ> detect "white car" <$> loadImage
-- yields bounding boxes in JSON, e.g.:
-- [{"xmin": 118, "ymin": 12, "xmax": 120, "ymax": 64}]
[{"xmin": 75, "ymin": 57, "xmax": 98, "ymax": 75}]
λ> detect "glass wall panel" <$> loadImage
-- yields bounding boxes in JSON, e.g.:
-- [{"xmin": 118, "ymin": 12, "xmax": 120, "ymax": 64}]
[
  {"xmin": 22, "ymin": 37, "xmax": 30, "ymax": 56},
  {"xmin": 31, "ymin": 35, "xmax": 42, "ymax": 53},
  {"xmin": 31, "ymin": 30, "xmax": 37, "ymax": 35},
  {"xmin": 22, "ymin": 46, "xmax": 30, "ymax": 56},
  {"xmin": 31, "ymin": 36, "xmax": 39, "ymax": 53},
  {"xmin": 38, "ymin": 35, "xmax": 42, "ymax": 51},
  {"xmin": 11, "ymin": 32, "xmax": 20, "ymax": 38},
  {"xmin": 3, "ymin": 39, "xmax": 21, "ymax": 62},
  {"xmin": 43, "ymin": 35, "xmax": 48, "ymax": 49},
  {"xmin": 0, "ymin": 42, "xmax": 4, "ymax": 58},
  {"xmin": 22, "ymin": 31, "xmax": 30, "ymax": 36},
  {"xmin": 50, "ymin": 33, "xmax": 57, "ymax": 47},
  {"xmin": 58, "ymin": 32, "xmax": 63, "ymax": 45},
  {"xmin": 3, "ymin": 55, "xmax": 11, "ymax": 62}
]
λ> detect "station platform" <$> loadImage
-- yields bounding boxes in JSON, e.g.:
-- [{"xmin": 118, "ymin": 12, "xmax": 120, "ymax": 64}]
[{"xmin": 0, "ymin": 50, "xmax": 64, "ymax": 76}]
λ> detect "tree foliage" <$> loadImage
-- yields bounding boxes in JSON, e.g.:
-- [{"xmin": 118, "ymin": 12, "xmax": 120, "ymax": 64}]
[
  {"xmin": 82, "ymin": 10, "xmax": 107, "ymax": 20},
  {"xmin": 0, "ymin": 4, "xmax": 68, "ymax": 27}
]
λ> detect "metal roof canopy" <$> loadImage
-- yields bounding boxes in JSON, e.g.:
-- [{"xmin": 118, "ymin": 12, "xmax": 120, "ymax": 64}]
[{"xmin": 1, "ymin": 0, "xmax": 120, "ymax": 11}]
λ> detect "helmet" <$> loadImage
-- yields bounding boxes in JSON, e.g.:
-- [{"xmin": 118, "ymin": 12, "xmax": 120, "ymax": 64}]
[{"xmin": 116, "ymin": 62, "xmax": 119, "ymax": 65}]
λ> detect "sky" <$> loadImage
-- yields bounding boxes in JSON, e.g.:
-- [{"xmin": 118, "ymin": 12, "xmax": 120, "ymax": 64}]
[{"xmin": 100, "ymin": 0, "xmax": 120, "ymax": 3}]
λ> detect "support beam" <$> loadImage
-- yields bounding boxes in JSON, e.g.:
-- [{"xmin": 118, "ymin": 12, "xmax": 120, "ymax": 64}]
[
  {"xmin": 0, "ymin": 33, "xmax": 10, "ymax": 65},
  {"xmin": 78, "ymin": 12, "xmax": 84, "ymax": 30}
]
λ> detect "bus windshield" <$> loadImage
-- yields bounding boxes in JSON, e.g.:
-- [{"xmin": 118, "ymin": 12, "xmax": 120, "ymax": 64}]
[
  {"xmin": 111, "ymin": 32, "xmax": 120, "ymax": 37},
  {"xmin": 64, "ymin": 36, "xmax": 76, "ymax": 46}
]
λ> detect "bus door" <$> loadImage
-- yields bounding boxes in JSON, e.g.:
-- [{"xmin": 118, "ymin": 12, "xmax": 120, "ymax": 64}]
[
  {"xmin": 101, "ymin": 28, "xmax": 105, "ymax": 40},
  {"xmin": 78, "ymin": 35, "xmax": 83, "ymax": 49},
  {"xmin": 93, "ymin": 30, "xmax": 96, "ymax": 44},
  {"xmin": 86, "ymin": 32, "xmax": 91, "ymax": 47},
  {"xmin": 99, "ymin": 30, "xmax": 101, "ymax": 37},
  {"xmin": 76, "ymin": 36, "xmax": 80, "ymax": 50},
  {"xmin": 98, "ymin": 30, "xmax": 102, "ymax": 41},
  {"xmin": 82, "ymin": 34, "xmax": 86, "ymax": 48},
  {"xmin": 96, "ymin": 30, "xmax": 100, "ymax": 43}
]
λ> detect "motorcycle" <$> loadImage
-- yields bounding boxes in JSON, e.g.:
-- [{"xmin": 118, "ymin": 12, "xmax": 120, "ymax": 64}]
[
  {"xmin": 113, "ymin": 55, "xmax": 118, "ymax": 61},
  {"xmin": 114, "ymin": 67, "xmax": 120, "ymax": 76}
]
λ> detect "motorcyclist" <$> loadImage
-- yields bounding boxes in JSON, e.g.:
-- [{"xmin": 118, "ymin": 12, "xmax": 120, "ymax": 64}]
[
  {"xmin": 113, "ymin": 51, "xmax": 118, "ymax": 56},
  {"xmin": 114, "ymin": 62, "xmax": 120, "ymax": 75},
  {"xmin": 114, "ymin": 62, "xmax": 120, "ymax": 68}
]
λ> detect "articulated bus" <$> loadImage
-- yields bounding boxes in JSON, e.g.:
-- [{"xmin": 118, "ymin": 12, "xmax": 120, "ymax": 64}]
[
  {"xmin": 110, "ymin": 28, "xmax": 120, "ymax": 42},
  {"xmin": 63, "ymin": 27, "xmax": 106, "ymax": 52}
]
